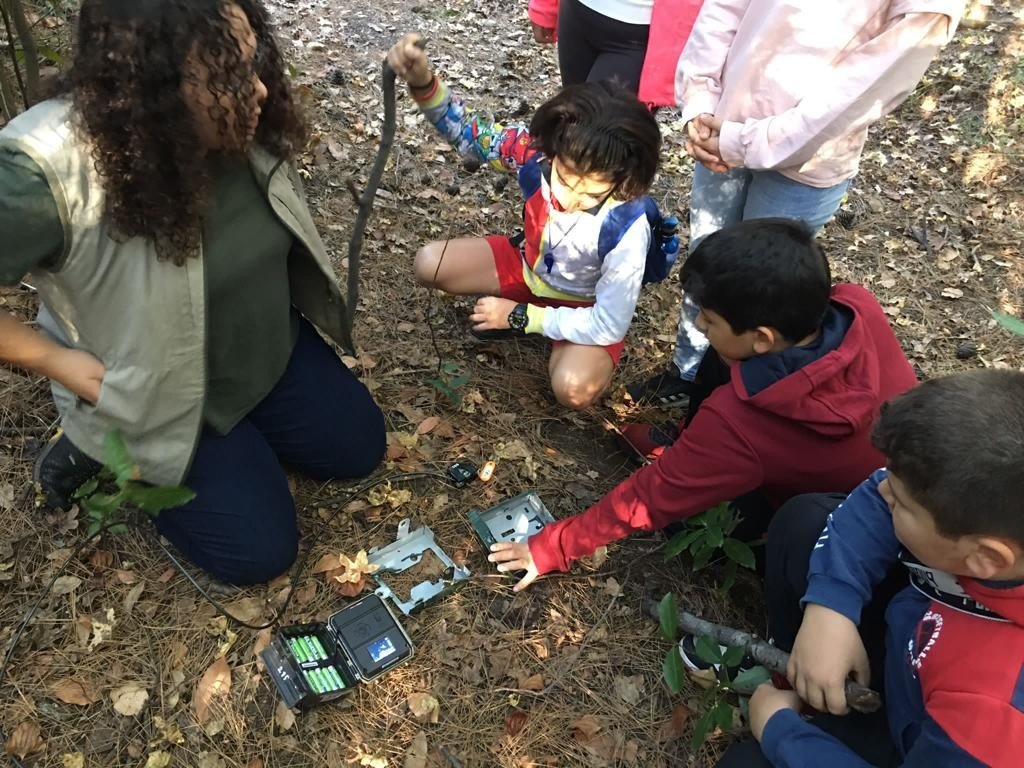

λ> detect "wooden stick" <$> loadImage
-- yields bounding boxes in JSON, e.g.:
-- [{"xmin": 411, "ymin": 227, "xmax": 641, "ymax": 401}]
[{"xmin": 644, "ymin": 599, "xmax": 882, "ymax": 714}]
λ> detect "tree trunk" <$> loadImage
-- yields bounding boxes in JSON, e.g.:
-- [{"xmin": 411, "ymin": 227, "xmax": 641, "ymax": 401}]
[
  {"xmin": 5, "ymin": 0, "xmax": 39, "ymax": 105},
  {"xmin": 0, "ymin": 57, "xmax": 16, "ymax": 120}
]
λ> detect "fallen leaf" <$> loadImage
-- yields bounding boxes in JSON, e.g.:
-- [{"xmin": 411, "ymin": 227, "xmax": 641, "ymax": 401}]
[
  {"xmin": 246, "ymin": 760, "xmax": 265, "ymax": 768},
  {"xmin": 74, "ymin": 614, "xmax": 92, "ymax": 647},
  {"xmin": 403, "ymin": 731, "xmax": 428, "ymax": 768},
  {"xmin": 275, "ymin": 700, "xmax": 296, "ymax": 733},
  {"xmin": 613, "ymin": 674, "xmax": 643, "ymax": 705},
  {"xmin": 5, "ymin": 721, "xmax": 45, "ymax": 759},
  {"xmin": 62, "ymin": 753, "xmax": 85, "ymax": 768},
  {"xmin": 505, "ymin": 709, "xmax": 529, "ymax": 737},
  {"xmin": 114, "ymin": 569, "xmax": 137, "ymax": 584},
  {"xmin": 416, "ymin": 416, "xmax": 441, "ymax": 434},
  {"xmin": 88, "ymin": 549, "xmax": 114, "ymax": 570},
  {"xmin": 495, "ymin": 439, "xmax": 531, "ymax": 461},
  {"xmin": 311, "ymin": 553, "xmax": 342, "ymax": 574},
  {"xmin": 252, "ymin": 628, "xmax": 272, "ymax": 662},
  {"xmin": 602, "ymin": 577, "xmax": 623, "ymax": 597},
  {"xmin": 518, "ymin": 673, "xmax": 544, "ymax": 692},
  {"xmin": 656, "ymin": 703, "xmax": 693, "ymax": 743},
  {"xmin": 88, "ymin": 608, "xmax": 117, "ymax": 650},
  {"xmin": 144, "ymin": 750, "xmax": 172, "ymax": 768},
  {"xmin": 52, "ymin": 575, "xmax": 82, "ymax": 595},
  {"xmin": 223, "ymin": 596, "xmax": 263, "ymax": 623},
  {"xmin": 51, "ymin": 677, "xmax": 101, "ymax": 706},
  {"xmin": 323, "ymin": 550, "xmax": 379, "ymax": 597},
  {"xmin": 941, "ymin": 287, "xmax": 964, "ymax": 299},
  {"xmin": 198, "ymin": 752, "xmax": 227, "ymax": 768},
  {"xmin": 407, "ymin": 692, "xmax": 440, "ymax": 723},
  {"xmin": 111, "ymin": 683, "xmax": 149, "ymax": 716},
  {"xmin": 152, "ymin": 715, "xmax": 185, "ymax": 746},
  {"xmin": 194, "ymin": 656, "xmax": 232, "ymax": 726},
  {"xmin": 158, "ymin": 568, "xmax": 176, "ymax": 584},
  {"xmin": 570, "ymin": 714, "xmax": 603, "ymax": 741},
  {"xmin": 124, "ymin": 581, "xmax": 146, "ymax": 615}
]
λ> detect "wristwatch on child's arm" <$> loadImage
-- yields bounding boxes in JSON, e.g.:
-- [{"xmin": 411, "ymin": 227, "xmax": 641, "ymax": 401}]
[{"xmin": 508, "ymin": 303, "xmax": 529, "ymax": 333}]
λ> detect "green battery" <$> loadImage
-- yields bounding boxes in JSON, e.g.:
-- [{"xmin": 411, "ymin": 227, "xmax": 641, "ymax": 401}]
[
  {"xmin": 325, "ymin": 665, "xmax": 347, "ymax": 690},
  {"xmin": 296, "ymin": 636, "xmax": 316, "ymax": 662},
  {"xmin": 287, "ymin": 637, "xmax": 308, "ymax": 663},
  {"xmin": 302, "ymin": 669, "xmax": 323, "ymax": 694},
  {"xmin": 313, "ymin": 668, "xmax": 334, "ymax": 692},
  {"xmin": 309, "ymin": 635, "xmax": 329, "ymax": 660}
]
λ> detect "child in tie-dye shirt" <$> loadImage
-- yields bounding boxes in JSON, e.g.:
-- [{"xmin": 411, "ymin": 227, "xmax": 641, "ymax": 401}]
[{"xmin": 387, "ymin": 33, "xmax": 666, "ymax": 409}]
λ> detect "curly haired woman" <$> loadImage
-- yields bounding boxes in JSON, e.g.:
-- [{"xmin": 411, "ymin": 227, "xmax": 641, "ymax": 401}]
[{"xmin": 0, "ymin": 0, "xmax": 385, "ymax": 584}]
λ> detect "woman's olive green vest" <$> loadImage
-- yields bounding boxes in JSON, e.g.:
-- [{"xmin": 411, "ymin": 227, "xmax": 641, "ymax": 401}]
[{"xmin": 1, "ymin": 99, "xmax": 353, "ymax": 485}]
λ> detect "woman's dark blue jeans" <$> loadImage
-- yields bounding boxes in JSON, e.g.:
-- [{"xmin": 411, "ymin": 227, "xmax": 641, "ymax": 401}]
[{"xmin": 154, "ymin": 318, "xmax": 385, "ymax": 585}]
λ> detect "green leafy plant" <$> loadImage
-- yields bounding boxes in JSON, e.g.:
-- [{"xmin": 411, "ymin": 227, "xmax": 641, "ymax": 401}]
[
  {"xmin": 663, "ymin": 503, "xmax": 756, "ymax": 591},
  {"xmin": 76, "ymin": 430, "xmax": 196, "ymax": 537},
  {"xmin": 658, "ymin": 593, "xmax": 772, "ymax": 749},
  {"xmin": 428, "ymin": 361, "xmax": 470, "ymax": 406},
  {"xmin": 993, "ymin": 310, "xmax": 1024, "ymax": 337}
]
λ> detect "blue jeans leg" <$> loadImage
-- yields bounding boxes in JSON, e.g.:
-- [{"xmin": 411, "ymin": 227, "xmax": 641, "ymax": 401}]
[
  {"xmin": 154, "ymin": 318, "xmax": 386, "ymax": 585},
  {"xmin": 672, "ymin": 167, "xmax": 851, "ymax": 379},
  {"xmin": 673, "ymin": 164, "xmax": 751, "ymax": 378}
]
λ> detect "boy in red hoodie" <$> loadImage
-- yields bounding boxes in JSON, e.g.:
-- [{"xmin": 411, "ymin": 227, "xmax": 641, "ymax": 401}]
[{"xmin": 489, "ymin": 218, "xmax": 917, "ymax": 589}]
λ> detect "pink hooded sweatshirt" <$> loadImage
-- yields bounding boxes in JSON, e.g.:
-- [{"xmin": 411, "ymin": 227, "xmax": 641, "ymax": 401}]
[
  {"xmin": 528, "ymin": 0, "xmax": 705, "ymax": 107},
  {"xmin": 677, "ymin": 0, "xmax": 965, "ymax": 187}
]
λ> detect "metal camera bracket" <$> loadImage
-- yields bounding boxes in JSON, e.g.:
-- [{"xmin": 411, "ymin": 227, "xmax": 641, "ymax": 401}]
[
  {"xmin": 367, "ymin": 519, "xmax": 471, "ymax": 616},
  {"xmin": 467, "ymin": 491, "xmax": 555, "ymax": 549}
]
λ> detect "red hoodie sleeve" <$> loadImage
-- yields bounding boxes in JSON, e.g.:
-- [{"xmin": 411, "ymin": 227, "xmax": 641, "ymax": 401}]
[
  {"xmin": 529, "ymin": 404, "xmax": 765, "ymax": 574},
  {"xmin": 528, "ymin": 0, "xmax": 559, "ymax": 30}
]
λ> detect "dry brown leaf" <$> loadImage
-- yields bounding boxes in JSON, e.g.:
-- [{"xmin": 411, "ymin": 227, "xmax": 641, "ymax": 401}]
[
  {"xmin": 416, "ymin": 416, "xmax": 441, "ymax": 434},
  {"xmin": 114, "ymin": 569, "xmax": 137, "ymax": 584},
  {"xmin": 51, "ymin": 677, "xmax": 100, "ymax": 706},
  {"xmin": 52, "ymin": 575, "xmax": 82, "ymax": 595},
  {"xmin": 158, "ymin": 568, "xmax": 176, "ymax": 584},
  {"xmin": 111, "ymin": 683, "xmax": 149, "ymax": 716},
  {"xmin": 570, "ymin": 714, "xmax": 603, "ymax": 741},
  {"xmin": 406, "ymin": 692, "xmax": 440, "ymax": 723},
  {"xmin": 5, "ymin": 721, "xmax": 45, "ymax": 759},
  {"xmin": 403, "ymin": 731, "xmax": 428, "ymax": 768},
  {"xmin": 124, "ymin": 581, "xmax": 145, "ymax": 615},
  {"xmin": 323, "ymin": 550, "xmax": 378, "ymax": 597},
  {"xmin": 941, "ymin": 287, "xmax": 964, "ymax": 299},
  {"xmin": 193, "ymin": 656, "xmax": 231, "ymax": 726},
  {"xmin": 88, "ymin": 549, "xmax": 113, "ymax": 570},
  {"xmin": 62, "ymin": 753, "xmax": 85, "ymax": 768},
  {"xmin": 275, "ymin": 700, "xmax": 296, "ymax": 733},
  {"xmin": 311, "ymin": 553, "xmax": 342, "ymax": 574},
  {"xmin": 144, "ymin": 751, "xmax": 172, "ymax": 768},
  {"xmin": 518, "ymin": 673, "xmax": 544, "ymax": 692},
  {"xmin": 505, "ymin": 709, "xmax": 529, "ymax": 737},
  {"xmin": 198, "ymin": 752, "xmax": 227, "ymax": 768},
  {"xmin": 613, "ymin": 674, "xmax": 643, "ymax": 705},
  {"xmin": 246, "ymin": 760, "xmax": 265, "ymax": 768},
  {"xmin": 656, "ymin": 703, "xmax": 693, "ymax": 743},
  {"xmin": 223, "ymin": 596, "xmax": 263, "ymax": 623},
  {"xmin": 252, "ymin": 628, "xmax": 272, "ymax": 662}
]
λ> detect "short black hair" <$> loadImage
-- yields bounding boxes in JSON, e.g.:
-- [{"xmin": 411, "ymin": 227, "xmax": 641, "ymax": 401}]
[
  {"xmin": 680, "ymin": 218, "xmax": 831, "ymax": 342},
  {"xmin": 529, "ymin": 80, "xmax": 660, "ymax": 200},
  {"xmin": 872, "ymin": 370, "xmax": 1024, "ymax": 545}
]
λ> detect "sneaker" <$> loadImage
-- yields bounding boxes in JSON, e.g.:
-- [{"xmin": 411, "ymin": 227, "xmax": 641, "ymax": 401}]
[
  {"xmin": 33, "ymin": 431, "xmax": 102, "ymax": 511},
  {"xmin": 626, "ymin": 363, "xmax": 693, "ymax": 407}
]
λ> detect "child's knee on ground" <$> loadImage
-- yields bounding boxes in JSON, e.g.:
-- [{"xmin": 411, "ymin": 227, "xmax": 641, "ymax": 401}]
[
  {"xmin": 413, "ymin": 241, "xmax": 446, "ymax": 287},
  {"xmin": 550, "ymin": 350, "xmax": 613, "ymax": 409}
]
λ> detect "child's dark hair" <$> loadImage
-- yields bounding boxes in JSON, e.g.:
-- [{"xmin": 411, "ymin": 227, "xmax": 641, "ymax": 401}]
[
  {"xmin": 680, "ymin": 218, "xmax": 831, "ymax": 342},
  {"xmin": 872, "ymin": 370, "xmax": 1024, "ymax": 545},
  {"xmin": 529, "ymin": 80, "xmax": 660, "ymax": 200}
]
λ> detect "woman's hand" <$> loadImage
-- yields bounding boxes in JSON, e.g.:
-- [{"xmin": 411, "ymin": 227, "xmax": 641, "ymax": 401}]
[
  {"xmin": 749, "ymin": 683, "xmax": 803, "ymax": 742},
  {"xmin": 386, "ymin": 33, "xmax": 433, "ymax": 88},
  {"xmin": 48, "ymin": 347, "xmax": 106, "ymax": 405},
  {"xmin": 531, "ymin": 22, "xmax": 555, "ymax": 44},
  {"xmin": 685, "ymin": 113, "xmax": 729, "ymax": 173},
  {"xmin": 470, "ymin": 296, "xmax": 518, "ymax": 331},
  {"xmin": 488, "ymin": 541, "xmax": 540, "ymax": 592}
]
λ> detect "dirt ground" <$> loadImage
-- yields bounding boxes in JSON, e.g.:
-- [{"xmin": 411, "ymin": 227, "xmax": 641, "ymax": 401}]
[{"xmin": 1, "ymin": 1, "xmax": 1022, "ymax": 766}]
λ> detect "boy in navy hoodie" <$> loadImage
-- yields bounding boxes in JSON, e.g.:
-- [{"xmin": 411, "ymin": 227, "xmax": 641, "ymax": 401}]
[
  {"xmin": 723, "ymin": 370, "xmax": 1024, "ymax": 767},
  {"xmin": 489, "ymin": 218, "xmax": 917, "ymax": 588}
]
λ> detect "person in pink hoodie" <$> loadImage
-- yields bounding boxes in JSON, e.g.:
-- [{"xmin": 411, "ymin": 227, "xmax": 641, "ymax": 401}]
[
  {"xmin": 527, "ymin": 0, "xmax": 703, "ymax": 107},
  {"xmin": 625, "ymin": 0, "xmax": 966, "ymax": 423}
]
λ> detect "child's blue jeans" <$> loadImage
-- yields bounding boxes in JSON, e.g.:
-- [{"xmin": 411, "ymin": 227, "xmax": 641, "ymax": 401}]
[{"xmin": 673, "ymin": 163, "xmax": 851, "ymax": 379}]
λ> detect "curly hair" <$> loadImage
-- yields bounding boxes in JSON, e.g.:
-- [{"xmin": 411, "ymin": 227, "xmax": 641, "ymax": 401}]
[{"xmin": 71, "ymin": 0, "xmax": 306, "ymax": 264}]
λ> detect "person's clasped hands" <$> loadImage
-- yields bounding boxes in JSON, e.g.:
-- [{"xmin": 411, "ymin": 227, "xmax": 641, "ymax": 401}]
[{"xmin": 685, "ymin": 113, "xmax": 730, "ymax": 173}]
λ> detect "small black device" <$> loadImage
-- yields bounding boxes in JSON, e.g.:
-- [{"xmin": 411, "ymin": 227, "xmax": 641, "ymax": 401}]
[
  {"xmin": 261, "ymin": 593, "xmax": 413, "ymax": 710},
  {"xmin": 446, "ymin": 460, "xmax": 478, "ymax": 488},
  {"xmin": 507, "ymin": 303, "xmax": 529, "ymax": 333}
]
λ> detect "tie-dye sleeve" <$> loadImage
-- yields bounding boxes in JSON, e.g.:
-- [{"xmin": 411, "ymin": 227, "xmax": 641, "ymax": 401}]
[{"xmin": 411, "ymin": 77, "xmax": 537, "ymax": 172}]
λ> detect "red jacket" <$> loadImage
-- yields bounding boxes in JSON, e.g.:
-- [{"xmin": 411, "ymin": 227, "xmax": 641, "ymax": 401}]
[
  {"xmin": 527, "ymin": 0, "xmax": 705, "ymax": 107},
  {"xmin": 529, "ymin": 283, "xmax": 918, "ymax": 574}
]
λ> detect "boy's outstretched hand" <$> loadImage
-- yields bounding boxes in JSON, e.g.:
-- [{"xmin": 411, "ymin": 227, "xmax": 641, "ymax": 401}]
[
  {"xmin": 386, "ymin": 33, "xmax": 432, "ymax": 88},
  {"xmin": 749, "ymin": 683, "xmax": 803, "ymax": 742},
  {"xmin": 788, "ymin": 603, "xmax": 870, "ymax": 715},
  {"xmin": 489, "ymin": 541, "xmax": 540, "ymax": 592}
]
